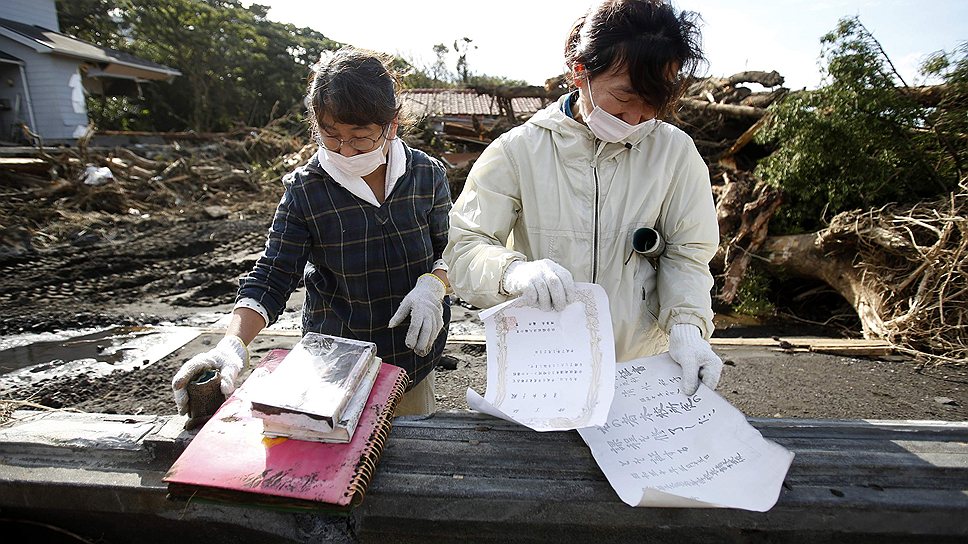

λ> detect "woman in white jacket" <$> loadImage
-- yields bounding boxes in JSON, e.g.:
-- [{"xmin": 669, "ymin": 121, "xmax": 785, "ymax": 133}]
[{"xmin": 444, "ymin": 0, "xmax": 722, "ymax": 395}]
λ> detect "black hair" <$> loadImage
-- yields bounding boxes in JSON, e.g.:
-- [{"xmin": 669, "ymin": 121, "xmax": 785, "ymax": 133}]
[
  {"xmin": 565, "ymin": 0, "xmax": 705, "ymax": 118},
  {"xmin": 306, "ymin": 47, "xmax": 402, "ymax": 141}
]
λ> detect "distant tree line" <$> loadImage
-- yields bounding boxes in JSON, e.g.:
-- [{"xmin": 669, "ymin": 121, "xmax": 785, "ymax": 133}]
[
  {"xmin": 58, "ymin": 1, "xmax": 528, "ymax": 133},
  {"xmin": 58, "ymin": 0, "xmax": 341, "ymax": 132},
  {"xmin": 397, "ymin": 37, "xmax": 527, "ymax": 89}
]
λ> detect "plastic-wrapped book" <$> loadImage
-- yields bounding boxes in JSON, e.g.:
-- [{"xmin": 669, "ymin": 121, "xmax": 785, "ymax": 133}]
[
  {"xmin": 261, "ymin": 357, "xmax": 381, "ymax": 443},
  {"xmin": 249, "ymin": 333, "xmax": 377, "ymax": 434}
]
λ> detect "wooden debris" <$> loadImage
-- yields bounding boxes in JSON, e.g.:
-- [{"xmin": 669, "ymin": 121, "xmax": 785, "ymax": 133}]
[
  {"xmin": 445, "ymin": 334, "xmax": 894, "ymax": 357},
  {"xmin": 0, "ymin": 157, "xmax": 50, "ymax": 174}
]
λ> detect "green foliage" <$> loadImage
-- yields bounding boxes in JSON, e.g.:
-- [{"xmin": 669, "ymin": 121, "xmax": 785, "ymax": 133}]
[
  {"xmin": 756, "ymin": 17, "xmax": 966, "ymax": 233},
  {"xmin": 466, "ymin": 74, "xmax": 529, "ymax": 88},
  {"xmin": 920, "ymin": 43, "xmax": 968, "ymax": 181},
  {"xmin": 62, "ymin": 3, "xmax": 536, "ymax": 131},
  {"xmin": 398, "ymin": 45, "xmax": 454, "ymax": 89},
  {"xmin": 60, "ymin": 0, "xmax": 340, "ymax": 132},
  {"xmin": 57, "ymin": 0, "xmax": 127, "ymax": 49},
  {"xmin": 85, "ymin": 96, "xmax": 153, "ymax": 131},
  {"xmin": 734, "ymin": 267, "xmax": 776, "ymax": 318}
]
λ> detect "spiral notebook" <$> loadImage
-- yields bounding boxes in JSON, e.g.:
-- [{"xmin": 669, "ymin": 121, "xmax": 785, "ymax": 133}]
[{"xmin": 163, "ymin": 349, "xmax": 410, "ymax": 510}]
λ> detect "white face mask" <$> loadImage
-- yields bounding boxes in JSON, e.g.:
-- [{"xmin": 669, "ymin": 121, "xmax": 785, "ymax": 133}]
[
  {"xmin": 583, "ymin": 75, "xmax": 653, "ymax": 143},
  {"xmin": 319, "ymin": 127, "xmax": 390, "ymax": 177}
]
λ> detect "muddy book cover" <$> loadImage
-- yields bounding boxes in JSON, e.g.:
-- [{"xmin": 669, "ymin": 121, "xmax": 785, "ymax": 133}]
[{"xmin": 248, "ymin": 333, "xmax": 376, "ymax": 432}]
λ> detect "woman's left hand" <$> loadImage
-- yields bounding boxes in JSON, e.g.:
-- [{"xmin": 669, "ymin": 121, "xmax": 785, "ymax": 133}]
[
  {"xmin": 389, "ymin": 274, "xmax": 446, "ymax": 357},
  {"xmin": 668, "ymin": 323, "xmax": 723, "ymax": 396}
]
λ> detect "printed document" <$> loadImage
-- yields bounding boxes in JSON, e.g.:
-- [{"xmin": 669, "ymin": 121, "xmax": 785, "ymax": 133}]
[{"xmin": 467, "ymin": 282, "xmax": 615, "ymax": 431}]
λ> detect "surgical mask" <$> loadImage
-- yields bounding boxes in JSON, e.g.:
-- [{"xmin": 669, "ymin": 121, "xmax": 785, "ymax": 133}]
[
  {"xmin": 583, "ymin": 75, "xmax": 653, "ymax": 143},
  {"xmin": 319, "ymin": 128, "xmax": 390, "ymax": 177}
]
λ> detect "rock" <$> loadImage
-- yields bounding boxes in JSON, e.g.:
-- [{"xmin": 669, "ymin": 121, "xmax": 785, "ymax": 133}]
[
  {"xmin": 0, "ymin": 226, "xmax": 33, "ymax": 259},
  {"xmin": 934, "ymin": 396, "xmax": 960, "ymax": 406},
  {"xmin": 437, "ymin": 355, "xmax": 459, "ymax": 371},
  {"xmin": 204, "ymin": 205, "xmax": 231, "ymax": 219},
  {"xmin": 82, "ymin": 164, "xmax": 114, "ymax": 186}
]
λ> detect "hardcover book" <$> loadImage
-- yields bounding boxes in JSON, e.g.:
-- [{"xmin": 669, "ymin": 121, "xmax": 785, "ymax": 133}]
[
  {"xmin": 248, "ymin": 333, "xmax": 376, "ymax": 432},
  {"xmin": 261, "ymin": 356, "xmax": 381, "ymax": 443},
  {"xmin": 164, "ymin": 349, "xmax": 410, "ymax": 510}
]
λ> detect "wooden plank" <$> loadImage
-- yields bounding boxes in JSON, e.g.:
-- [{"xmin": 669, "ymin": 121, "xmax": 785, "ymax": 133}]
[
  {"xmin": 414, "ymin": 412, "xmax": 968, "ymax": 440},
  {"xmin": 382, "ymin": 424, "xmax": 966, "ymax": 491},
  {"xmin": 445, "ymin": 334, "xmax": 486, "ymax": 345},
  {"xmin": 0, "ymin": 157, "xmax": 49, "ymax": 174},
  {"xmin": 364, "ymin": 413, "xmax": 968, "ymax": 542},
  {"xmin": 0, "ymin": 410, "xmax": 965, "ymax": 542},
  {"xmin": 362, "ymin": 476, "xmax": 967, "ymax": 538},
  {"xmin": 444, "ymin": 334, "xmax": 894, "ymax": 352},
  {"xmin": 809, "ymin": 345, "xmax": 895, "ymax": 356}
]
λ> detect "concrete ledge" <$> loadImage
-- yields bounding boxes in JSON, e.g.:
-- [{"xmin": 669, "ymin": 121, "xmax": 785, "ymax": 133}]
[
  {"xmin": 0, "ymin": 410, "xmax": 356, "ymax": 544},
  {"xmin": 0, "ymin": 410, "xmax": 967, "ymax": 543}
]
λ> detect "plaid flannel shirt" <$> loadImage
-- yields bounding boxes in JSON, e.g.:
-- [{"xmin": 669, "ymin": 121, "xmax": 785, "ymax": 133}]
[{"xmin": 238, "ymin": 142, "xmax": 452, "ymax": 387}]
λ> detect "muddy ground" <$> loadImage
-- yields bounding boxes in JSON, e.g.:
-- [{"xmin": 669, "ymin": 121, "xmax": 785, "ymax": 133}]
[{"xmin": 0, "ymin": 211, "xmax": 966, "ymax": 421}]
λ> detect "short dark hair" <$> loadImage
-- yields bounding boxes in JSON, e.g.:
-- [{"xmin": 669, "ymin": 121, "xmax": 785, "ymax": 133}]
[
  {"xmin": 306, "ymin": 47, "xmax": 401, "ymax": 141},
  {"xmin": 565, "ymin": 0, "xmax": 705, "ymax": 117}
]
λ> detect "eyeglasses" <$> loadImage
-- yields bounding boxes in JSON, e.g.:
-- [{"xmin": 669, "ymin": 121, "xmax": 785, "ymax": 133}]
[{"xmin": 320, "ymin": 125, "xmax": 389, "ymax": 153}]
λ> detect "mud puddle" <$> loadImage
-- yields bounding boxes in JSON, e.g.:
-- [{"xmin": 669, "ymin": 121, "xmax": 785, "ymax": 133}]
[{"xmin": 0, "ymin": 326, "xmax": 200, "ymax": 395}]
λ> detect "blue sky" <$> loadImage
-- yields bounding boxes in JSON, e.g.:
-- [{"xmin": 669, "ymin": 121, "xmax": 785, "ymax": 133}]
[{"xmin": 252, "ymin": 0, "xmax": 966, "ymax": 89}]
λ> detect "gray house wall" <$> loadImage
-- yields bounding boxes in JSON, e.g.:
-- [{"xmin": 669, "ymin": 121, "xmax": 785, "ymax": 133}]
[
  {"xmin": 0, "ymin": 36, "xmax": 87, "ymax": 141},
  {"xmin": 1, "ymin": 0, "xmax": 60, "ymax": 31},
  {"xmin": 0, "ymin": 62, "xmax": 28, "ymax": 139}
]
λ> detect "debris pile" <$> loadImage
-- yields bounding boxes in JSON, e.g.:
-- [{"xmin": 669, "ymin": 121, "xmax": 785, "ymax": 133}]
[{"xmin": 0, "ymin": 114, "xmax": 313, "ymax": 252}]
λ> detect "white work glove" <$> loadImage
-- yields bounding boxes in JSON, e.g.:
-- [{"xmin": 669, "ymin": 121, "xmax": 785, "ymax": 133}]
[
  {"xmin": 389, "ymin": 273, "xmax": 446, "ymax": 357},
  {"xmin": 171, "ymin": 335, "xmax": 248, "ymax": 415},
  {"xmin": 502, "ymin": 259, "xmax": 576, "ymax": 312},
  {"xmin": 668, "ymin": 323, "xmax": 723, "ymax": 396}
]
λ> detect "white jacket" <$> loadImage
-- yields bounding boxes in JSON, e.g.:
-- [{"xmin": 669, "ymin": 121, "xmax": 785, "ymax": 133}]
[{"xmin": 444, "ymin": 95, "xmax": 718, "ymax": 362}]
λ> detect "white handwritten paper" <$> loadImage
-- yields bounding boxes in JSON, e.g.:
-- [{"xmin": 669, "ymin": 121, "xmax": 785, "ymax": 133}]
[
  {"xmin": 467, "ymin": 283, "xmax": 616, "ymax": 431},
  {"xmin": 578, "ymin": 353, "xmax": 794, "ymax": 512}
]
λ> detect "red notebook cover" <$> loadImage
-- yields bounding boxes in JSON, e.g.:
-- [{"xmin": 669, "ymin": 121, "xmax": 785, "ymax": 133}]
[{"xmin": 164, "ymin": 349, "xmax": 409, "ymax": 509}]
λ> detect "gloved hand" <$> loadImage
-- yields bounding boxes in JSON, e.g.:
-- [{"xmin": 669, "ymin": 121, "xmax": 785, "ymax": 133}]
[
  {"xmin": 171, "ymin": 335, "xmax": 248, "ymax": 415},
  {"xmin": 668, "ymin": 323, "xmax": 723, "ymax": 396},
  {"xmin": 502, "ymin": 259, "xmax": 576, "ymax": 312},
  {"xmin": 389, "ymin": 273, "xmax": 446, "ymax": 357}
]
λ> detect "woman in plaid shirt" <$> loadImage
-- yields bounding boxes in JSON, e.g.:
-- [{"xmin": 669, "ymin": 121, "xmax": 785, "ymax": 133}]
[{"xmin": 172, "ymin": 48, "xmax": 451, "ymax": 416}]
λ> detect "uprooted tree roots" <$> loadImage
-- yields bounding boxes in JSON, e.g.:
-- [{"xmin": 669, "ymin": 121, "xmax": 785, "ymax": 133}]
[{"xmin": 760, "ymin": 182, "xmax": 968, "ymax": 365}]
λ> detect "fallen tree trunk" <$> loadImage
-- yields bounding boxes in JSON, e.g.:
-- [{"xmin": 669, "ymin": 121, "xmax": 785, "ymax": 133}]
[
  {"xmin": 726, "ymin": 70, "xmax": 786, "ymax": 88},
  {"xmin": 757, "ymin": 232, "xmax": 890, "ymax": 337},
  {"xmin": 719, "ymin": 182, "xmax": 784, "ymax": 304},
  {"xmin": 679, "ymin": 99, "xmax": 766, "ymax": 119},
  {"xmin": 756, "ymin": 188, "xmax": 968, "ymax": 365}
]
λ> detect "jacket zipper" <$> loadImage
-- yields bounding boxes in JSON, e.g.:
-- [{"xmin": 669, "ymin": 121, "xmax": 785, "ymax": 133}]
[{"xmin": 592, "ymin": 162, "xmax": 600, "ymax": 283}]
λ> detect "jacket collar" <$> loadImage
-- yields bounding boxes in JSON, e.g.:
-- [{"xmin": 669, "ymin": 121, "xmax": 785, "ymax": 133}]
[{"xmin": 528, "ymin": 93, "xmax": 662, "ymax": 148}]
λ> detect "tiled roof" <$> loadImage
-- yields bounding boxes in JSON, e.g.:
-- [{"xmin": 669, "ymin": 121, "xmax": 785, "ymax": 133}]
[{"xmin": 401, "ymin": 89, "xmax": 544, "ymax": 117}]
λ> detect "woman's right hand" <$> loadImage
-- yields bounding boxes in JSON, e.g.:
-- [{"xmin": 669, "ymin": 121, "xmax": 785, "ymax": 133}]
[
  {"xmin": 171, "ymin": 335, "xmax": 248, "ymax": 415},
  {"xmin": 502, "ymin": 259, "xmax": 576, "ymax": 312}
]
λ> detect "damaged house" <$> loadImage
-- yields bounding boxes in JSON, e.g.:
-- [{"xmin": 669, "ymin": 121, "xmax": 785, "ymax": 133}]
[
  {"xmin": 400, "ymin": 88, "xmax": 546, "ymax": 168},
  {"xmin": 0, "ymin": 0, "xmax": 179, "ymax": 144}
]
